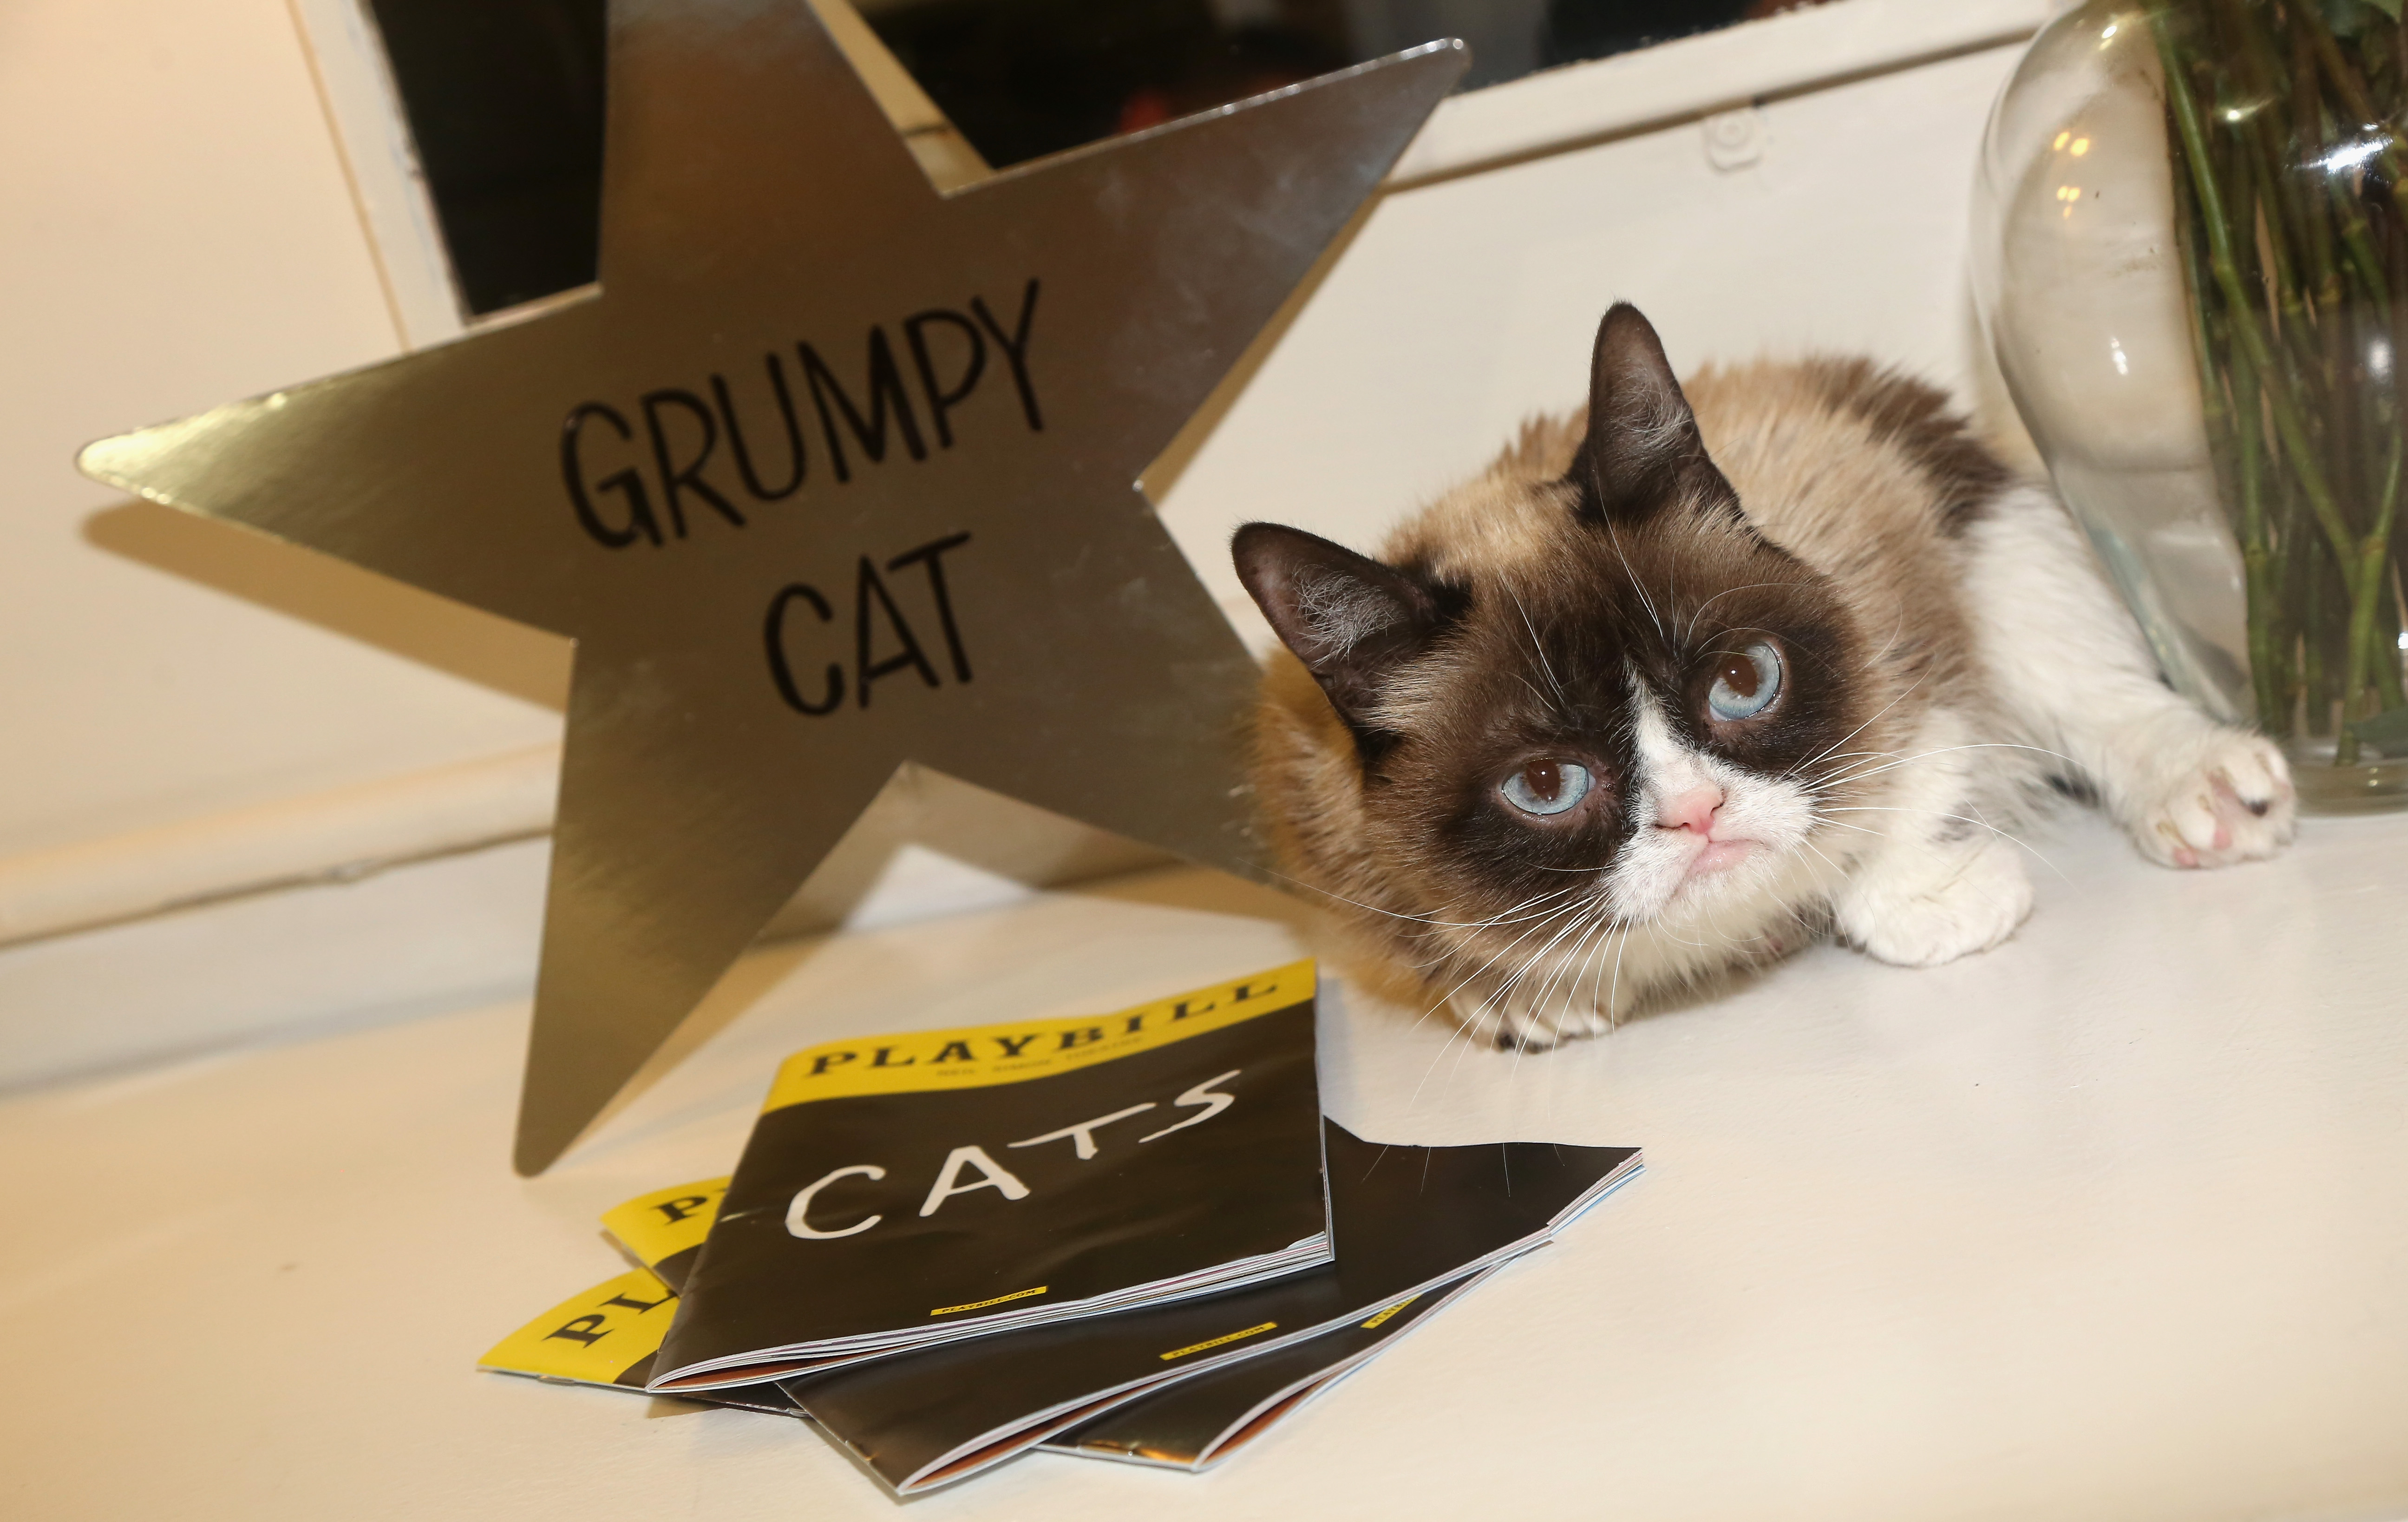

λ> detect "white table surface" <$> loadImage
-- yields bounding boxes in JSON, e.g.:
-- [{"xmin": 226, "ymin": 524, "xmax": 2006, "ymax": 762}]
[{"xmin": 7, "ymin": 807, "xmax": 2405, "ymax": 1522}]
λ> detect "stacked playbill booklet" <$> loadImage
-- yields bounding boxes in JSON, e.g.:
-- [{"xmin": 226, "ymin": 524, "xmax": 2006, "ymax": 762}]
[
  {"xmin": 479, "ymin": 961, "xmax": 1643, "ymax": 1496},
  {"xmin": 654, "ymin": 960, "xmax": 1333, "ymax": 1387}
]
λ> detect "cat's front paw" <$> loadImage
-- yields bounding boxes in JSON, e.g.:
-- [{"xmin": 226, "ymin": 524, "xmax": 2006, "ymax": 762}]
[
  {"xmin": 1446, "ymin": 987, "xmax": 1612, "ymax": 1051},
  {"xmin": 1834, "ymin": 834, "xmax": 2033, "ymax": 968},
  {"xmin": 2123, "ymin": 727, "xmax": 2296, "ymax": 869}
]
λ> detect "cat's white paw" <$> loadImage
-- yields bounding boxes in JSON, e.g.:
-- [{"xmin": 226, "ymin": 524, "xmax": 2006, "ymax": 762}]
[
  {"xmin": 1446, "ymin": 987, "xmax": 1612, "ymax": 1051},
  {"xmin": 2120, "ymin": 726, "xmax": 2296, "ymax": 869},
  {"xmin": 1834, "ymin": 833, "xmax": 2033, "ymax": 968}
]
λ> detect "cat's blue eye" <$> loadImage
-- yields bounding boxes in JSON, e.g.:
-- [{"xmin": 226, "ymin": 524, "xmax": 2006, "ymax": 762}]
[
  {"xmin": 1500, "ymin": 759, "xmax": 1592, "ymax": 817},
  {"xmin": 1706, "ymin": 642, "xmax": 1783, "ymax": 722}
]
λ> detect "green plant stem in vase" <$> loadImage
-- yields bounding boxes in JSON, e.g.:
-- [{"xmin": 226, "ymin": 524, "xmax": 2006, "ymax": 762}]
[{"xmin": 2153, "ymin": 0, "xmax": 2408, "ymax": 799}]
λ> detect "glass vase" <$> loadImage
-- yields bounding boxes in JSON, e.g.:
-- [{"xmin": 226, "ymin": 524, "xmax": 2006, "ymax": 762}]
[{"xmin": 1975, "ymin": 0, "xmax": 2408, "ymax": 811}]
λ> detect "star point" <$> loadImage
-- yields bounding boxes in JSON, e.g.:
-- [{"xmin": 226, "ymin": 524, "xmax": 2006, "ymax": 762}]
[{"xmin": 80, "ymin": 2, "xmax": 1465, "ymax": 1173}]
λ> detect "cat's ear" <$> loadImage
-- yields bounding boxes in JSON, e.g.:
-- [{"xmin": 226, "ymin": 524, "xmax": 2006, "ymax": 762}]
[
  {"xmin": 1232, "ymin": 523, "xmax": 1436, "ymax": 724},
  {"xmin": 1572, "ymin": 302, "xmax": 1741, "ymax": 525}
]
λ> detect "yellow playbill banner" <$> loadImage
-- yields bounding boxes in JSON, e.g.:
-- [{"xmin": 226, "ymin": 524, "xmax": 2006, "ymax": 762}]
[
  {"xmin": 478, "ymin": 1268, "xmax": 679, "ymax": 1389},
  {"xmin": 759, "ymin": 961, "xmax": 1314, "ymax": 1112},
  {"xmin": 600, "ymin": 1177, "xmax": 728, "ymax": 1281}
]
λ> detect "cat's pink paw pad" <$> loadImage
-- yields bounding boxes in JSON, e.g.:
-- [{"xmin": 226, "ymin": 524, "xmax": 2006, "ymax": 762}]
[{"xmin": 2133, "ymin": 730, "xmax": 2295, "ymax": 870}]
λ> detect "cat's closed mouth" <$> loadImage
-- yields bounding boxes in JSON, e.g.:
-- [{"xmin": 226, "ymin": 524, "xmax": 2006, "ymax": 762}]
[{"xmin": 1681, "ymin": 836, "xmax": 1754, "ymax": 878}]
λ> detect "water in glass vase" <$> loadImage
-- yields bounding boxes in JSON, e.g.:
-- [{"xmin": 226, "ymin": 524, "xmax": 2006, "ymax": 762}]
[{"xmin": 1977, "ymin": 0, "xmax": 2408, "ymax": 812}]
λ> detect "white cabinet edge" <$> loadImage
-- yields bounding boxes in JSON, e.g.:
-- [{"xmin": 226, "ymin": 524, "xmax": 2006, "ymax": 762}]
[
  {"xmin": 1393, "ymin": 0, "xmax": 2049, "ymax": 184},
  {"xmin": 0, "ymin": 747, "xmax": 558, "ymax": 948},
  {"xmin": 282, "ymin": 0, "xmax": 468, "ymax": 349}
]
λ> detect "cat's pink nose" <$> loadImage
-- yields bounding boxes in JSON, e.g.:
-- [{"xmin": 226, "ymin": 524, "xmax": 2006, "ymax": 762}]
[{"xmin": 1656, "ymin": 786, "xmax": 1723, "ymax": 835}]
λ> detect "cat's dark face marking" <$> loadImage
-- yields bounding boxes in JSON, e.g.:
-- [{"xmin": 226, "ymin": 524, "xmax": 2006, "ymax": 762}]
[{"xmin": 1235, "ymin": 304, "xmax": 1869, "ymax": 940}]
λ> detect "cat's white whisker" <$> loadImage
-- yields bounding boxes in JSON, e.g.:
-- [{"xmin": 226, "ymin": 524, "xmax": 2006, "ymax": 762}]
[
  {"xmin": 1438, "ymin": 887, "xmax": 1589, "ymax": 934},
  {"xmin": 1500, "ymin": 905, "xmax": 1603, "ymax": 1071},
  {"xmin": 1812, "ymin": 740, "xmax": 2075, "ymax": 790},
  {"xmin": 1814, "ymin": 805, "xmax": 2068, "ymax": 881},
  {"xmin": 1517, "ymin": 898, "xmax": 1615, "ymax": 1043},
  {"xmin": 1541, "ymin": 920, "xmax": 1599, "ymax": 1040},
  {"xmin": 1453, "ymin": 884, "xmax": 1625, "ymax": 1055},
  {"xmin": 1507, "ymin": 589, "xmax": 1569, "ymax": 709},
  {"xmin": 1602, "ymin": 921, "xmax": 1636, "ymax": 1030},
  {"xmin": 1407, "ymin": 892, "xmax": 1595, "ymax": 1048},
  {"xmin": 1269, "ymin": 871, "xmax": 1581, "ymax": 932},
  {"xmin": 1602, "ymin": 518, "xmax": 1667, "ymax": 641},
  {"xmin": 1789, "ymin": 667, "xmax": 1934, "ymax": 780},
  {"xmin": 1574, "ymin": 912, "xmax": 1626, "ymax": 1030},
  {"xmin": 1482, "ymin": 907, "xmax": 1593, "ymax": 1013},
  {"xmin": 1796, "ymin": 834, "xmax": 1855, "ymax": 885},
  {"xmin": 1685, "ymin": 580, "xmax": 1801, "ymax": 640}
]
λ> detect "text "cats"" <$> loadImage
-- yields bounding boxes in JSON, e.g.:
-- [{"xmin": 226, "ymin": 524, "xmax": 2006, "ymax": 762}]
[{"xmin": 784, "ymin": 1070, "xmax": 1242, "ymax": 1239}]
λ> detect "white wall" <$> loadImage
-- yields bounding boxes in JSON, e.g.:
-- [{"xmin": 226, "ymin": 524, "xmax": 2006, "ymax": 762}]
[
  {"xmin": 0, "ymin": 0, "xmax": 2053, "ymax": 1088},
  {"xmin": 1158, "ymin": 40, "xmax": 2037, "ymax": 647},
  {"xmin": 0, "ymin": 0, "xmax": 566, "ymax": 864}
]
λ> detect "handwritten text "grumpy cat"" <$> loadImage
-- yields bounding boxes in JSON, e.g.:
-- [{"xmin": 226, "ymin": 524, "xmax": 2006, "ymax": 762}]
[{"xmin": 559, "ymin": 279, "xmax": 1043, "ymax": 550}]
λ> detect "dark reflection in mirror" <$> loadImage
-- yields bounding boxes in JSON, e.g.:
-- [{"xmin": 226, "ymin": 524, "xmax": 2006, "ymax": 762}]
[{"xmin": 363, "ymin": 0, "xmax": 1825, "ymax": 316}]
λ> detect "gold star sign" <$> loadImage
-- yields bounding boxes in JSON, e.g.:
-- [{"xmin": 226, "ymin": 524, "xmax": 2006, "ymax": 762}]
[{"xmin": 79, "ymin": 2, "xmax": 1463, "ymax": 1173}]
